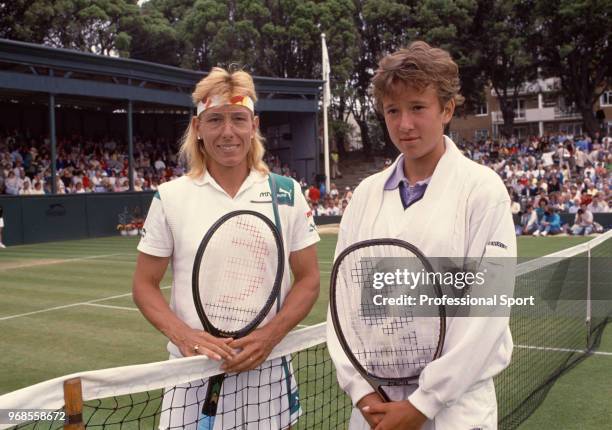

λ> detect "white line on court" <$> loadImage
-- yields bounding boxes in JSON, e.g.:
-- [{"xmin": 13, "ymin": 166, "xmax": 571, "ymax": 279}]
[
  {"xmin": 0, "ymin": 286, "xmax": 171, "ymax": 321},
  {"xmin": 515, "ymin": 344, "xmax": 612, "ymax": 356},
  {"xmin": 85, "ymin": 303, "xmax": 140, "ymax": 311},
  {"xmin": 0, "ymin": 253, "xmax": 128, "ymax": 271}
]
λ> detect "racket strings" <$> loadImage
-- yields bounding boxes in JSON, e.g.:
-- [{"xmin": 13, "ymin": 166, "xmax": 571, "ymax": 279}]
[
  {"xmin": 334, "ymin": 243, "xmax": 442, "ymax": 381},
  {"xmin": 354, "ymin": 348, "xmax": 433, "ymax": 370},
  {"xmin": 231, "ymin": 217, "xmax": 271, "ymax": 257},
  {"xmin": 198, "ymin": 214, "xmax": 280, "ymax": 333}
]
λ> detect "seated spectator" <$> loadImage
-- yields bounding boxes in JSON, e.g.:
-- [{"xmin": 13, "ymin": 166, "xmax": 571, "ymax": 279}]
[
  {"xmin": 329, "ymin": 183, "xmax": 339, "ymax": 199},
  {"xmin": 535, "ymin": 198, "xmax": 547, "ymax": 224},
  {"xmin": 517, "ymin": 204, "xmax": 538, "ymax": 236},
  {"xmin": 4, "ymin": 171, "xmax": 20, "ymax": 195},
  {"xmin": 322, "ymin": 199, "xmax": 340, "ymax": 216},
  {"xmin": 19, "ymin": 181, "xmax": 34, "ymax": 195},
  {"xmin": 31, "ymin": 181, "xmax": 45, "ymax": 195},
  {"xmin": 533, "ymin": 206, "xmax": 562, "ymax": 236},
  {"xmin": 306, "ymin": 183, "xmax": 320, "ymax": 204},
  {"xmin": 587, "ymin": 194, "xmax": 609, "ymax": 213},
  {"xmin": 340, "ymin": 199, "xmax": 349, "ymax": 215},
  {"xmin": 570, "ymin": 204, "xmax": 594, "ymax": 235},
  {"xmin": 343, "ymin": 186, "xmax": 353, "ymax": 201},
  {"xmin": 73, "ymin": 181, "xmax": 86, "ymax": 194}
]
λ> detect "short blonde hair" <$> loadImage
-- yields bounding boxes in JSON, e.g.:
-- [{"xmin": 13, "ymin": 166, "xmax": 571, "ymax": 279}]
[
  {"xmin": 371, "ymin": 41, "xmax": 464, "ymax": 112},
  {"xmin": 179, "ymin": 67, "xmax": 268, "ymax": 178}
]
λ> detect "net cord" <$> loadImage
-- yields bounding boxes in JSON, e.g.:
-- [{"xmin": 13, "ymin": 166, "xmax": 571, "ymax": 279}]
[{"xmin": 0, "ymin": 324, "xmax": 326, "ymax": 430}]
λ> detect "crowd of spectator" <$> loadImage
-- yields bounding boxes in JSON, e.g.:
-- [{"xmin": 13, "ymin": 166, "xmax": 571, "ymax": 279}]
[
  {"xmin": 0, "ymin": 131, "xmax": 184, "ymax": 195},
  {"xmin": 458, "ymin": 132, "xmax": 611, "ymax": 235},
  {"xmin": 304, "ymin": 182, "xmax": 353, "ymax": 216},
  {"xmin": 1, "ymin": 128, "xmax": 610, "ymax": 233}
]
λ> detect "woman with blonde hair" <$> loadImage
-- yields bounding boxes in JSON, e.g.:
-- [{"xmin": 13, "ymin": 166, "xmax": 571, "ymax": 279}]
[{"xmin": 133, "ymin": 67, "xmax": 320, "ymax": 429}]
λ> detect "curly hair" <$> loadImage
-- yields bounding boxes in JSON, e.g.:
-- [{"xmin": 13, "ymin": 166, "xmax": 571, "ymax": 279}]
[{"xmin": 371, "ymin": 41, "xmax": 464, "ymax": 112}]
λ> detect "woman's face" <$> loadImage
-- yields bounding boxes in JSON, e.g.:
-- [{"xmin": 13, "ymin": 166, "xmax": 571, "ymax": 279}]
[{"xmin": 195, "ymin": 105, "xmax": 258, "ymax": 173}]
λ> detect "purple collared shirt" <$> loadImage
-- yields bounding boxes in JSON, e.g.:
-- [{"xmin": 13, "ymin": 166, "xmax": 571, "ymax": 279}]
[{"xmin": 384, "ymin": 155, "xmax": 430, "ymax": 209}]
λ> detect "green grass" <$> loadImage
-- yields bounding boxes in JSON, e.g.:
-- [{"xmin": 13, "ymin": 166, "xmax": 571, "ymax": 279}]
[{"xmin": 0, "ymin": 234, "xmax": 609, "ymax": 429}]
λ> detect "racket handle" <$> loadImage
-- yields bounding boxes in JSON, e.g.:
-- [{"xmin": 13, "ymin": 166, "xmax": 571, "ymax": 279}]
[
  {"xmin": 376, "ymin": 386, "xmax": 391, "ymax": 402},
  {"xmin": 201, "ymin": 373, "xmax": 225, "ymax": 416}
]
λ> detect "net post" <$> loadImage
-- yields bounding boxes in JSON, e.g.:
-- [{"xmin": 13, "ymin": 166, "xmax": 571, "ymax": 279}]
[
  {"xmin": 586, "ymin": 242, "xmax": 592, "ymax": 349},
  {"xmin": 63, "ymin": 378, "xmax": 85, "ymax": 430}
]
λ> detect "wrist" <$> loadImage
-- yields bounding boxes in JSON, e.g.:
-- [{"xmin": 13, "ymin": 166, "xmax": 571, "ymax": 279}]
[
  {"xmin": 262, "ymin": 319, "xmax": 287, "ymax": 344},
  {"xmin": 162, "ymin": 320, "xmax": 192, "ymax": 345}
]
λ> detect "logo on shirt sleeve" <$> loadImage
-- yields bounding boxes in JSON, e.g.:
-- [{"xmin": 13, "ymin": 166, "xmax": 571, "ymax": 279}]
[{"xmin": 487, "ymin": 241, "xmax": 507, "ymax": 250}]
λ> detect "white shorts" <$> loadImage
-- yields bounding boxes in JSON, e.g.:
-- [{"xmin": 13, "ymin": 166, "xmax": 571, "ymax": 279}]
[
  {"xmin": 159, "ymin": 355, "xmax": 301, "ymax": 429},
  {"xmin": 0, "ymin": 217, "xmax": 4, "ymax": 228}
]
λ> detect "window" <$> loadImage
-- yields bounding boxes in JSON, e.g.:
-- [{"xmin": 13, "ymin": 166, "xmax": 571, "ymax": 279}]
[
  {"xmin": 474, "ymin": 129, "xmax": 489, "ymax": 141},
  {"xmin": 559, "ymin": 123, "xmax": 582, "ymax": 136},
  {"xmin": 601, "ymin": 91, "xmax": 612, "ymax": 106},
  {"xmin": 475, "ymin": 103, "xmax": 488, "ymax": 116},
  {"xmin": 515, "ymin": 99, "xmax": 525, "ymax": 119}
]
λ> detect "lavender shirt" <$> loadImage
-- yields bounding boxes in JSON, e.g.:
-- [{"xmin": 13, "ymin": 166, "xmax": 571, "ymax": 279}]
[{"xmin": 384, "ymin": 155, "xmax": 430, "ymax": 209}]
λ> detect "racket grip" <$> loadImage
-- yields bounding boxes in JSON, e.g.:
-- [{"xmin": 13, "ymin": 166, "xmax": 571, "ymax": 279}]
[{"xmin": 201, "ymin": 373, "xmax": 224, "ymax": 416}]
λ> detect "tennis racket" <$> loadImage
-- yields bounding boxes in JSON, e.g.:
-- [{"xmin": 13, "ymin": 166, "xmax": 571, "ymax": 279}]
[
  {"xmin": 330, "ymin": 238, "xmax": 446, "ymax": 402},
  {"xmin": 192, "ymin": 210, "xmax": 284, "ymax": 430}
]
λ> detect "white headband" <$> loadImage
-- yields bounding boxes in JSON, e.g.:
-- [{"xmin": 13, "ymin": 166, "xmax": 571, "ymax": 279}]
[{"xmin": 196, "ymin": 95, "xmax": 255, "ymax": 116}]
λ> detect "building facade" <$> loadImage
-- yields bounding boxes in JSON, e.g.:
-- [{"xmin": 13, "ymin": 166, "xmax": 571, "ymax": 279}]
[{"xmin": 449, "ymin": 78, "xmax": 612, "ymax": 143}]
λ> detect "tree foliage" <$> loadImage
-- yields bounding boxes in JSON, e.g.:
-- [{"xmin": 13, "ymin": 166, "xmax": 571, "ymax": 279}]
[
  {"xmin": 2, "ymin": 0, "xmax": 610, "ymax": 146},
  {"xmin": 534, "ymin": 0, "xmax": 612, "ymax": 136}
]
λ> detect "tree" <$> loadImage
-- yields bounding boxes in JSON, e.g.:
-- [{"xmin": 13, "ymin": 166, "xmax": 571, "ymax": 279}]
[
  {"xmin": 0, "ymin": 0, "xmax": 54, "ymax": 43},
  {"xmin": 534, "ymin": 0, "xmax": 612, "ymax": 137},
  {"xmin": 473, "ymin": 0, "xmax": 538, "ymax": 138},
  {"xmin": 416, "ymin": 0, "xmax": 487, "ymax": 115},
  {"xmin": 125, "ymin": 4, "xmax": 181, "ymax": 65},
  {"xmin": 319, "ymin": 0, "xmax": 359, "ymax": 156},
  {"xmin": 177, "ymin": 0, "xmax": 230, "ymax": 70},
  {"xmin": 349, "ymin": 0, "xmax": 414, "ymax": 156},
  {"xmin": 42, "ymin": 0, "xmax": 139, "ymax": 56},
  {"xmin": 1, "ymin": 0, "xmax": 139, "ymax": 56},
  {"xmin": 419, "ymin": 0, "xmax": 538, "ymax": 138}
]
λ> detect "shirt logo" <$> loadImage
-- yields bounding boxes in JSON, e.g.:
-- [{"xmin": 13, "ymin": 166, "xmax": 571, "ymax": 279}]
[{"xmin": 487, "ymin": 241, "xmax": 508, "ymax": 250}]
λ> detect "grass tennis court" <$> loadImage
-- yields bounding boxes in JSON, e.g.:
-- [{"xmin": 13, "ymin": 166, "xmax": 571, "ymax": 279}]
[{"xmin": 0, "ymin": 234, "xmax": 610, "ymax": 429}]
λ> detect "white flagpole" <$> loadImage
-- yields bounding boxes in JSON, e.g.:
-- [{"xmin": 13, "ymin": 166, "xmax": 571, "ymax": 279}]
[{"xmin": 321, "ymin": 33, "xmax": 331, "ymax": 193}]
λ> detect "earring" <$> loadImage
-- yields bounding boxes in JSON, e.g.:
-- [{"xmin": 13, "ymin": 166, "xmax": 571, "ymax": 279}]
[{"xmin": 197, "ymin": 136, "xmax": 203, "ymax": 142}]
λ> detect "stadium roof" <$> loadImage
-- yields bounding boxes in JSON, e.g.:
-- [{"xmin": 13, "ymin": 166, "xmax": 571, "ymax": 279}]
[{"xmin": 0, "ymin": 38, "xmax": 322, "ymax": 112}]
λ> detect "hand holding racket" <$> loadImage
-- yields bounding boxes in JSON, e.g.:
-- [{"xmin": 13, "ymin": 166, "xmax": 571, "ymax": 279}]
[
  {"xmin": 192, "ymin": 210, "xmax": 284, "ymax": 430},
  {"xmin": 330, "ymin": 238, "xmax": 446, "ymax": 403}
]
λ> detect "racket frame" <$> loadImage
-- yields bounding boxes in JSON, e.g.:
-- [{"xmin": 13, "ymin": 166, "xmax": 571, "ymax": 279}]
[
  {"xmin": 329, "ymin": 238, "xmax": 446, "ymax": 402},
  {"xmin": 191, "ymin": 210, "xmax": 285, "ymax": 422}
]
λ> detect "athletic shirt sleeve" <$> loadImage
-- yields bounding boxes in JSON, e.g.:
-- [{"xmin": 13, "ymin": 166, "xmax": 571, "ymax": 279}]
[
  {"xmin": 137, "ymin": 192, "xmax": 174, "ymax": 257},
  {"xmin": 287, "ymin": 181, "xmax": 320, "ymax": 252}
]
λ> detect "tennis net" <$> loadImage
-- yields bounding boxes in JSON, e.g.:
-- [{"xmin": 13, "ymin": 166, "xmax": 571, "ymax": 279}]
[
  {"xmin": 0, "ymin": 232, "xmax": 610, "ymax": 429},
  {"xmin": 496, "ymin": 230, "xmax": 612, "ymax": 429}
]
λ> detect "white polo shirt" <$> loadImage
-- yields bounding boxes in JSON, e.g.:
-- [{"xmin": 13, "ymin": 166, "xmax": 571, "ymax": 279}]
[{"xmin": 138, "ymin": 169, "xmax": 319, "ymax": 357}]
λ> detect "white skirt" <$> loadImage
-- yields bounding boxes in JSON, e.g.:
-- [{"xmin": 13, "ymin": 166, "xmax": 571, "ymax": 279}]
[{"xmin": 159, "ymin": 355, "xmax": 301, "ymax": 430}]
